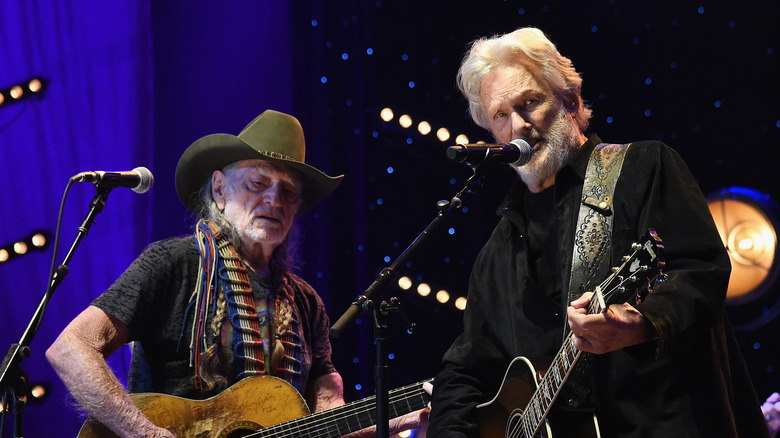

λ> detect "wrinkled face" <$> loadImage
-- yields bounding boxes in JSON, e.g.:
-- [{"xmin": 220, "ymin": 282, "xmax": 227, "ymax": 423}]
[
  {"xmin": 479, "ymin": 64, "xmax": 584, "ymax": 191},
  {"xmin": 212, "ymin": 159, "xmax": 303, "ymax": 253}
]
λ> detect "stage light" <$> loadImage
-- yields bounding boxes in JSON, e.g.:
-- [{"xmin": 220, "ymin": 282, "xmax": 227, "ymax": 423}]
[
  {"xmin": 28, "ymin": 77, "xmax": 44, "ymax": 93},
  {"xmin": 436, "ymin": 128, "xmax": 450, "ymax": 142},
  {"xmin": 417, "ymin": 121, "xmax": 431, "ymax": 135},
  {"xmin": 0, "ymin": 76, "xmax": 49, "ymax": 108},
  {"xmin": 29, "ymin": 383, "xmax": 47, "ymax": 400},
  {"xmin": 707, "ymin": 187, "xmax": 779, "ymax": 304},
  {"xmin": 436, "ymin": 290, "xmax": 450, "ymax": 303},
  {"xmin": 399, "ymin": 114, "xmax": 413, "ymax": 128},
  {"xmin": 455, "ymin": 134, "xmax": 469, "ymax": 144},
  {"xmin": 455, "ymin": 296, "xmax": 468, "ymax": 310},
  {"xmin": 380, "ymin": 108, "xmax": 394, "ymax": 122},
  {"xmin": 13, "ymin": 241, "xmax": 28, "ymax": 255},
  {"xmin": 416, "ymin": 283, "xmax": 431, "ymax": 297},
  {"xmin": 0, "ymin": 230, "xmax": 51, "ymax": 265},
  {"xmin": 9, "ymin": 85, "xmax": 23, "ymax": 99},
  {"xmin": 398, "ymin": 276, "xmax": 413, "ymax": 290},
  {"xmin": 31, "ymin": 232, "xmax": 47, "ymax": 247}
]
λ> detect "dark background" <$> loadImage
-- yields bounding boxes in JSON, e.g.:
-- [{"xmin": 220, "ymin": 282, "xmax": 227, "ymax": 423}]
[{"xmin": 1, "ymin": 1, "xmax": 777, "ymax": 435}]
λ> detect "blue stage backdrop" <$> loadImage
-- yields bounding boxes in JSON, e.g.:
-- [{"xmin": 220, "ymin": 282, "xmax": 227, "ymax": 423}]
[{"xmin": 1, "ymin": 1, "xmax": 778, "ymax": 436}]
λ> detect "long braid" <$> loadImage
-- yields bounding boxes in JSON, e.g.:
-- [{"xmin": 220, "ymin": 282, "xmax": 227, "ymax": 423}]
[{"xmin": 197, "ymin": 293, "xmax": 228, "ymax": 391}]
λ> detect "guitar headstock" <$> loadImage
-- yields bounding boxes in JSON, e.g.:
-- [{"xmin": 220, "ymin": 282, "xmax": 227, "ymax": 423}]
[{"xmin": 593, "ymin": 228, "xmax": 665, "ymax": 311}]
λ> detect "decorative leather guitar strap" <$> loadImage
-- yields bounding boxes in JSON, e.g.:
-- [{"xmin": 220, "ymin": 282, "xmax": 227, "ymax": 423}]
[
  {"xmin": 566, "ymin": 143, "xmax": 631, "ymax": 321},
  {"xmin": 561, "ymin": 142, "xmax": 630, "ymax": 409}
]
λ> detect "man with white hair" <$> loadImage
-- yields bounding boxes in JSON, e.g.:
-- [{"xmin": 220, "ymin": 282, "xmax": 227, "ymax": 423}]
[{"xmin": 427, "ymin": 28, "xmax": 769, "ymax": 438}]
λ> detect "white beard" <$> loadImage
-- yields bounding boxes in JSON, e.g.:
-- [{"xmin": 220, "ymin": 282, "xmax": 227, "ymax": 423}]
[
  {"xmin": 222, "ymin": 206, "xmax": 286, "ymax": 250},
  {"xmin": 512, "ymin": 110, "xmax": 582, "ymax": 191}
]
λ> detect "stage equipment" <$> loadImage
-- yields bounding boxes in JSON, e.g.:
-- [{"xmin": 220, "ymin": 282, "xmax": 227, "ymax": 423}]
[
  {"xmin": 0, "ymin": 77, "xmax": 48, "ymax": 108},
  {"xmin": 0, "ymin": 230, "xmax": 50, "ymax": 265},
  {"xmin": 707, "ymin": 187, "xmax": 779, "ymax": 304}
]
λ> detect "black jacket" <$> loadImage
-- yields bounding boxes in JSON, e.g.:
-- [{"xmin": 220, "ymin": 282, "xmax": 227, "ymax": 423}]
[{"xmin": 428, "ymin": 135, "xmax": 769, "ymax": 438}]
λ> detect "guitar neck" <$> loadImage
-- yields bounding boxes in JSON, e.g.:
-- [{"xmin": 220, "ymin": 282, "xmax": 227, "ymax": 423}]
[
  {"xmin": 520, "ymin": 335, "xmax": 584, "ymax": 437},
  {"xmin": 250, "ymin": 380, "xmax": 432, "ymax": 437}
]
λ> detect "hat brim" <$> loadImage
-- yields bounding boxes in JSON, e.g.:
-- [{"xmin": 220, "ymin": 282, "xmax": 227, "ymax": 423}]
[{"xmin": 176, "ymin": 133, "xmax": 343, "ymax": 216}]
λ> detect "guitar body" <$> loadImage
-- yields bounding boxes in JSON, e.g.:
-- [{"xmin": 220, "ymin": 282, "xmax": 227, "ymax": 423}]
[
  {"xmin": 78, "ymin": 375, "xmax": 432, "ymax": 438},
  {"xmin": 78, "ymin": 375, "xmax": 310, "ymax": 438},
  {"xmin": 475, "ymin": 230, "xmax": 663, "ymax": 437},
  {"xmin": 476, "ymin": 357, "xmax": 600, "ymax": 438}
]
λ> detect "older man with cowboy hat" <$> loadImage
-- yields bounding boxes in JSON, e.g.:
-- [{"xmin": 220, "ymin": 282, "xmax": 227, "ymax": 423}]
[{"xmin": 47, "ymin": 110, "xmax": 427, "ymax": 437}]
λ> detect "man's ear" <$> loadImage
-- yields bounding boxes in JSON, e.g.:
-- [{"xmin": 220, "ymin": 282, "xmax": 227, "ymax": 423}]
[
  {"xmin": 562, "ymin": 91, "xmax": 579, "ymax": 112},
  {"xmin": 212, "ymin": 170, "xmax": 227, "ymax": 210}
]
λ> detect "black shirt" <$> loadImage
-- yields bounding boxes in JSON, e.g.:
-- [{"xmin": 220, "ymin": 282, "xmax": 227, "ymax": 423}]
[{"xmin": 427, "ymin": 135, "xmax": 769, "ymax": 438}]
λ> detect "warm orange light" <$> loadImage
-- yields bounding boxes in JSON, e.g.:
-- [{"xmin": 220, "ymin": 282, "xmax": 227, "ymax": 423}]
[
  {"xmin": 436, "ymin": 290, "xmax": 450, "ymax": 303},
  {"xmin": 455, "ymin": 296, "xmax": 468, "ymax": 310},
  {"xmin": 436, "ymin": 128, "xmax": 450, "ymax": 142},
  {"xmin": 708, "ymin": 190, "xmax": 778, "ymax": 304},
  {"xmin": 417, "ymin": 283, "xmax": 431, "ymax": 297},
  {"xmin": 28, "ymin": 78, "xmax": 43, "ymax": 93},
  {"xmin": 13, "ymin": 241, "xmax": 28, "ymax": 255},
  {"xmin": 380, "ymin": 108, "xmax": 394, "ymax": 122},
  {"xmin": 455, "ymin": 134, "xmax": 470, "ymax": 144},
  {"xmin": 399, "ymin": 114, "xmax": 413, "ymax": 128},
  {"xmin": 31, "ymin": 233, "xmax": 47, "ymax": 247},
  {"xmin": 9, "ymin": 85, "xmax": 23, "ymax": 99},
  {"xmin": 397, "ymin": 276, "xmax": 412, "ymax": 290},
  {"xmin": 417, "ymin": 121, "xmax": 431, "ymax": 135}
]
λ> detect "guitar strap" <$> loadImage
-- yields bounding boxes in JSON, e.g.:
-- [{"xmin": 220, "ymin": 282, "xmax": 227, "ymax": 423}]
[
  {"xmin": 561, "ymin": 142, "xmax": 629, "ymax": 410},
  {"xmin": 565, "ymin": 142, "xmax": 631, "ymax": 328}
]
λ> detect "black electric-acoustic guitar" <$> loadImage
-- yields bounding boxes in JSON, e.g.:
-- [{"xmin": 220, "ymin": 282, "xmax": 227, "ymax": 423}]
[
  {"xmin": 78, "ymin": 376, "xmax": 432, "ymax": 438},
  {"xmin": 477, "ymin": 229, "xmax": 665, "ymax": 438}
]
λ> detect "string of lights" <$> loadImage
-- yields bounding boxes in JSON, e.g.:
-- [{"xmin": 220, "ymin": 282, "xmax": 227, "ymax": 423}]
[
  {"xmin": 0, "ymin": 230, "xmax": 50, "ymax": 264},
  {"xmin": 0, "ymin": 76, "xmax": 48, "ymax": 109}
]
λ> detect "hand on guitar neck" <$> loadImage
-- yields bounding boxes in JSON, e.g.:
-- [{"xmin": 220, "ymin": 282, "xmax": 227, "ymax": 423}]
[{"xmin": 567, "ymin": 291, "xmax": 657, "ymax": 355}]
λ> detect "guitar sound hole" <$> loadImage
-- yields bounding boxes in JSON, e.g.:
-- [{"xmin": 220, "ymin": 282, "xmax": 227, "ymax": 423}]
[{"xmin": 216, "ymin": 420, "xmax": 261, "ymax": 438}]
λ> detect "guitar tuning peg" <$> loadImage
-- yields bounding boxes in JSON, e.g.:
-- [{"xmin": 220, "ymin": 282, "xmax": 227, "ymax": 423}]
[
  {"xmin": 631, "ymin": 242, "xmax": 641, "ymax": 250},
  {"xmin": 622, "ymin": 255, "xmax": 631, "ymax": 262},
  {"xmin": 612, "ymin": 266, "xmax": 620, "ymax": 273}
]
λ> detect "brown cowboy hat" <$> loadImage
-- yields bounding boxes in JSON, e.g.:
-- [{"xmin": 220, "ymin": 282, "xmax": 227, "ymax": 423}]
[{"xmin": 175, "ymin": 110, "xmax": 344, "ymax": 215}]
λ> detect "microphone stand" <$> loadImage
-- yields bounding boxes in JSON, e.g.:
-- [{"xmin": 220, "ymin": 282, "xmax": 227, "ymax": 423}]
[
  {"xmin": 0, "ymin": 186, "xmax": 112, "ymax": 438},
  {"xmin": 330, "ymin": 163, "xmax": 493, "ymax": 438}
]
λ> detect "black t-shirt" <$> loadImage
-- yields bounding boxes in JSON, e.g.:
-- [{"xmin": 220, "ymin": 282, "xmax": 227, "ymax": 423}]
[{"xmin": 91, "ymin": 236, "xmax": 336, "ymax": 399}]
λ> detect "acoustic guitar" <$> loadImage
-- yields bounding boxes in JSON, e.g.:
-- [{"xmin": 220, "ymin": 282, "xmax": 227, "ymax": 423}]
[
  {"xmin": 78, "ymin": 375, "xmax": 432, "ymax": 438},
  {"xmin": 477, "ymin": 229, "xmax": 665, "ymax": 438}
]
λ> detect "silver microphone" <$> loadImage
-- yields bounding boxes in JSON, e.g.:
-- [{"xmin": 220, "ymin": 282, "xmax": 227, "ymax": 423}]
[{"xmin": 446, "ymin": 139, "xmax": 532, "ymax": 166}]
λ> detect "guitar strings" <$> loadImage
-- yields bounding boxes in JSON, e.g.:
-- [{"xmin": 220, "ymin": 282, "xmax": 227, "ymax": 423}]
[
  {"xmin": 246, "ymin": 379, "xmax": 432, "ymax": 437},
  {"xmin": 253, "ymin": 383, "xmax": 427, "ymax": 437},
  {"xmin": 507, "ymin": 247, "xmax": 645, "ymax": 438}
]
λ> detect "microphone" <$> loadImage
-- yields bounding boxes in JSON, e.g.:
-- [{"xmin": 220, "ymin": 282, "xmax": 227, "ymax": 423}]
[
  {"xmin": 72, "ymin": 167, "xmax": 154, "ymax": 194},
  {"xmin": 446, "ymin": 138, "xmax": 532, "ymax": 166}
]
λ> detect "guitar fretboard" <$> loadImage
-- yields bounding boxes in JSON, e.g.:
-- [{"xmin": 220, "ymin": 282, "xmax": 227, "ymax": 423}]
[
  {"xmin": 250, "ymin": 379, "xmax": 432, "ymax": 437},
  {"xmin": 516, "ymin": 337, "xmax": 583, "ymax": 437}
]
